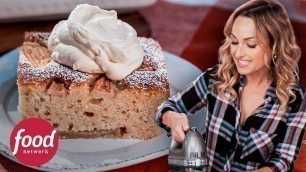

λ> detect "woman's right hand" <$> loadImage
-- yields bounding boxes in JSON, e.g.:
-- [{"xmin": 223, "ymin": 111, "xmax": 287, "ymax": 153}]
[{"xmin": 162, "ymin": 111, "xmax": 190, "ymax": 142}]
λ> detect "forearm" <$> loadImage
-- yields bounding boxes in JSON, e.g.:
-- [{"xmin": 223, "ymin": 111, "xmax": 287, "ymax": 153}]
[
  {"xmin": 155, "ymin": 71, "xmax": 210, "ymax": 132},
  {"xmin": 157, "ymin": 72, "xmax": 208, "ymax": 116}
]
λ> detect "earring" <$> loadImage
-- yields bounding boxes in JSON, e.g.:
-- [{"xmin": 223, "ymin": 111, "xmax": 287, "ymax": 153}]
[{"xmin": 272, "ymin": 54, "xmax": 277, "ymax": 65}]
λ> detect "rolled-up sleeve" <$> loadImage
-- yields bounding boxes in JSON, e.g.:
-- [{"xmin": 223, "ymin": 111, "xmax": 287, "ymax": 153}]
[{"xmin": 155, "ymin": 66, "xmax": 217, "ymax": 133}]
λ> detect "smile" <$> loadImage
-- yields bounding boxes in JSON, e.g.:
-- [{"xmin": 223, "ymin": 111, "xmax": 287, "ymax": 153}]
[{"xmin": 237, "ymin": 59, "xmax": 251, "ymax": 67}]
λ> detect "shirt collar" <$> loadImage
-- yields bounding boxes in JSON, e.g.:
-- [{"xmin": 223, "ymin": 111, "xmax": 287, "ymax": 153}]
[{"xmin": 265, "ymin": 85, "xmax": 277, "ymax": 102}]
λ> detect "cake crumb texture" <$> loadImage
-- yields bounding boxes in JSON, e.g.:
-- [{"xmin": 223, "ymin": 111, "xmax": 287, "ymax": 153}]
[{"xmin": 17, "ymin": 32, "xmax": 169, "ymax": 140}]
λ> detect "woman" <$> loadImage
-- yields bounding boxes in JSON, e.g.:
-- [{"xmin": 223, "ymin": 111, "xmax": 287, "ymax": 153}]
[{"xmin": 156, "ymin": 0, "xmax": 306, "ymax": 171}]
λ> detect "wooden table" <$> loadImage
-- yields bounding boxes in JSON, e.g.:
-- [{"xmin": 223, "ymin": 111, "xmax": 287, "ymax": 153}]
[{"xmin": 0, "ymin": 12, "xmax": 171, "ymax": 172}]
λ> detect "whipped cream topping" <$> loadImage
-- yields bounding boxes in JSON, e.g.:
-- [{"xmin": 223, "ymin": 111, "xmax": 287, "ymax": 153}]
[{"xmin": 47, "ymin": 4, "xmax": 144, "ymax": 80}]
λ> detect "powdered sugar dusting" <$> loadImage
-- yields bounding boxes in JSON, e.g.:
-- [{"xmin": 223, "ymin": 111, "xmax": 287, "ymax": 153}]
[
  {"xmin": 25, "ymin": 32, "xmax": 49, "ymax": 47},
  {"xmin": 18, "ymin": 33, "xmax": 169, "ymax": 91},
  {"xmin": 18, "ymin": 52, "xmax": 93, "ymax": 83},
  {"xmin": 119, "ymin": 38, "xmax": 169, "ymax": 91}
]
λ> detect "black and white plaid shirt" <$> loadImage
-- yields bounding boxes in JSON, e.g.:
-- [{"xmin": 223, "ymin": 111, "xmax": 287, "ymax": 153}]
[{"xmin": 156, "ymin": 66, "xmax": 306, "ymax": 172}]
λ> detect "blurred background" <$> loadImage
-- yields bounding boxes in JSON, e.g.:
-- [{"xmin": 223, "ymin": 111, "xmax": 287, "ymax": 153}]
[
  {"xmin": 0, "ymin": 0, "xmax": 157, "ymax": 22},
  {"xmin": 0, "ymin": 0, "xmax": 305, "ymax": 55},
  {"xmin": 0, "ymin": 0, "xmax": 305, "ymax": 22},
  {"xmin": 0, "ymin": 0, "xmax": 305, "ymax": 57}
]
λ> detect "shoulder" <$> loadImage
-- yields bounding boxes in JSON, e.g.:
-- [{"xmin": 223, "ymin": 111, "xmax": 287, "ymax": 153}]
[
  {"xmin": 205, "ymin": 65, "xmax": 219, "ymax": 75},
  {"xmin": 196, "ymin": 65, "xmax": 219, "ymax": 87},
  {"xmin": 201, "ymin": 65, "xmax": 219, "ymax": 81}
]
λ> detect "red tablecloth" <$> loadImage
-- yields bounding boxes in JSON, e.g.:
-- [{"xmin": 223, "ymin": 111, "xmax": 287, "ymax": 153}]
[{"xmin": 1, "ymin": 1, "xmax": 306, "ymax": 171}]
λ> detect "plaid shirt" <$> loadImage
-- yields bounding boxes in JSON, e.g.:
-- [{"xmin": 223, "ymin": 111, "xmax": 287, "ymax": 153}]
[{"xmin": 156, "ymin": 66, "xmax": 306, "ymax": 172}]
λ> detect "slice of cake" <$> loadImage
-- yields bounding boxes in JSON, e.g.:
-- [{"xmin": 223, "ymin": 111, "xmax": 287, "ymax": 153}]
[{"xmin": 17, "ymin": 4, "xmax": 169, "ymax": 140}]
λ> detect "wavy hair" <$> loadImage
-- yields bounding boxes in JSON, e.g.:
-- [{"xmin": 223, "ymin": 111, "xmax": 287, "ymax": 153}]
[{"xmin": 213, "ymin": 0, "xmax": 301, "ymax": 112}]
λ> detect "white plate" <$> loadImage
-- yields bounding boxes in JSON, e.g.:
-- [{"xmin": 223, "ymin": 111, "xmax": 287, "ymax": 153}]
[{"xmin": 0, "ymin": 49, "xmax": 206, "ymax": 171}]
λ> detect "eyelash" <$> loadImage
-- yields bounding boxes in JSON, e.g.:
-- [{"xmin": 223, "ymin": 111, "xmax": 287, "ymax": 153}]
[
  {"xmin": 231, "ymin": 42, "xmax": 257, "ymax": 48},
  {"xmin": 248, "ymin": 44, "xmax": 257, "ymax": 48}
]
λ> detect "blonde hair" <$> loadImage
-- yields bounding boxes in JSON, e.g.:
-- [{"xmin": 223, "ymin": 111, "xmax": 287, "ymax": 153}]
[{"xmin": 213, "ymin": 0, "xmax": 301, "ymax": 112}]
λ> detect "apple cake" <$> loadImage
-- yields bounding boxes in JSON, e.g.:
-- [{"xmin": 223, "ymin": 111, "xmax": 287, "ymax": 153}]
[{"xmin": 17, "ymin": 32, "xmax": 169, "ymax": 140}]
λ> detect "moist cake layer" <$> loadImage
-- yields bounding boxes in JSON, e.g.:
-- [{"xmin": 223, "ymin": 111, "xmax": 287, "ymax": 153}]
[{"xmin": 18, "ymin": 32, "xmax": 169, "ymax": 139}]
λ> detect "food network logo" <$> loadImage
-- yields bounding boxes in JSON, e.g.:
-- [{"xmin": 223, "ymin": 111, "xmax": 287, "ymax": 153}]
[{"xmin": 10, "ymin": 118, "xmax": 59, "ymax": 166}]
